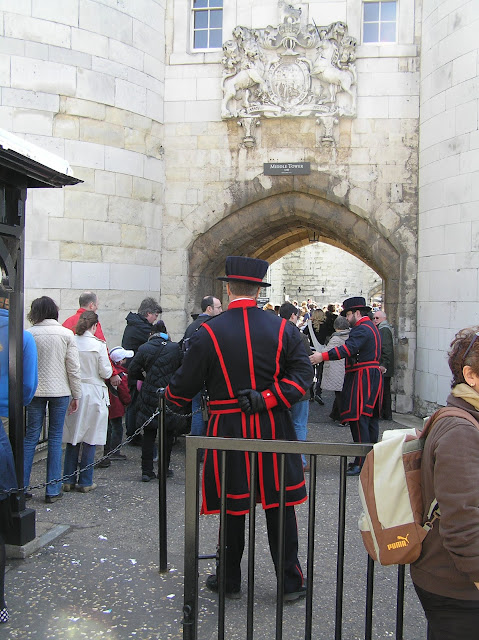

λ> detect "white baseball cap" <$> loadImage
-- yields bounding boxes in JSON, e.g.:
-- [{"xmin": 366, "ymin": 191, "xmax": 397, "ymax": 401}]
[{"xmin": 109, "ymin": 346, "xmax": 134, "ymax": 362}]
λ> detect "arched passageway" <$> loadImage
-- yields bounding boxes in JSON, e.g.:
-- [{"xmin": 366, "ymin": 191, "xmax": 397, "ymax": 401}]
[{"xmin": 186, "ymin": 173, "xmax": 415, "ymax": 413}]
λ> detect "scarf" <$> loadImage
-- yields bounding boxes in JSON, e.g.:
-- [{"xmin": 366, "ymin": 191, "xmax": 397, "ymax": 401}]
[{"xmin": 451, "ymin": 383, "xmax": 479, "ymax": 411}]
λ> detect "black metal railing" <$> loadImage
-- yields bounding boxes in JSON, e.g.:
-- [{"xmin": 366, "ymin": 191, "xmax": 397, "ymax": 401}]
[{"xmin": 182, "ymin": 436, "xmax": 408, "ymax": 640}]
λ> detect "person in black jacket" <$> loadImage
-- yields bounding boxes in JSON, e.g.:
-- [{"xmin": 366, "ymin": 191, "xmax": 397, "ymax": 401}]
[
  {"xmin": 121, "ymin": 297, "xmax": 162, "ymax": 442},
  {"xmin": 127, "ymin": 322, "xmax": 184, "ymax": 481}
]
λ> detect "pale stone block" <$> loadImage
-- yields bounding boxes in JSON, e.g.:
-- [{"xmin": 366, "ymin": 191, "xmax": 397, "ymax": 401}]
[
  {"xmin": 80, "ymin": 119, "xmax": 124, "ymax": 147},
  {"xmin": 24, "ymin": 41, "xmax": 49, "ymax": 61},
  {"xmin": 109, "ymin": 39, "xmax": 144, "ymax": 72},
  {"xmin": 389, "ymin": 96, "xmax": 419, "ymax": 119},
  {"xmin": 102, "ymin": 245, "xmax": 138, "ymax": 265},
  {"xmin": 115, "ymin": 79, "xmax": 147, "ymax": 115},
  {"xmin": 49, "ymin": 46, "xmax": 92, "ymax": 72},
  {"xmin": 32, "ymin": 0, "xmax": 78, "ymax": 26},
  {"xmin": 68, "ymin": 166, "xmax": 95, "ymax": 191},
  {"xmin": 184, "ymin": 100, "xmax": 221, "ymax": 123},
  {"xmin": 414, "ymin": 371, "xmax": 438, "ymax": 404},
  {"xmin": 120, "ymin": 0, "xmax": 164, "ymax": 26},
  {"xmin": 79, "ymin": 0, "xmax": 133, "ymax": 44},
  {"xmin": 71, "ymin": 27, "xmax": 109, "ymax": 58},
  {"xmin": 25, "ymin": 259, "xmax": 72, "ymax": 289},
  {"xmin": 417, "ymin": 301, "xmax": 452, "ymax": 328},
  {"xmin": 358, "ymin": 72, "xmax": 419, "ymax": 97},
  {"xmin": 452, "ymin": 50, "xmax": 478, "ymax": 86},
  {"xmin": 95, "ymin": 170, "xmax": 116, "ymax": 195},
  {"xmin": 418, "ymin": 226, "xmax": 445, "ymax": 257},
  {"xmin": 146, "ymin": 90, "xmax": 164, "ymax": 123},
  {"xmin": 60, "ymin": 242, "xmax": 102, "ymax": 262},
  {"xmin": 420, "ymin": 205, "xmax": 460, "ymax": 230},
  {"xmin": 146, "ymin": 227, "xmax": 162, "ymax": 251},
  {"xmin": 72, "ymin": 262, "xmax": 110, "ymax": 290},
  {"xmin": 132, "ymin": 177, "xmax": 153, "ymax": 201},
  {"xmin": 143, "ymin": 156, "xmax": 163, "ymax": 182},
  {"xmin": 144, "ymin": 54, "xmax": 165, "ymax": 81},
  {"xmin": 164, "ymin": 101, "xmax": 185, "ymax": 123},
  {"xmin": 449, "ymin": 301, "xmax": 479, "ymax": 329},
  {"xmin": 11, "ymin": 57, "xmax": 76, "ymax": 96},
  {"xmin": 196, "ymin": 77, "xmax": 222, "ymax": 101},
  {"xmin": 53, "ymin": 114, "xmax": 80, "ymax": 140},
  {"xmin": 442, "ymin": 173, "xmax": 471, "ymax": 206},
  {"xmin": 148, "ymin": 266, "xmax": 161, "ymax": 293},
  {"xmin": 4, "ymin": 14, "xmax": 71, "ymax": 48},
  {"xmin": 133, "ymin": 248, "xmax": 161, "ymax": 267},
  {"xmin": 419, "ymin": 154, "xmax": 460, "ymax": 188},
  {"xmin": 415, "ymin": 347, "xmax": 428, "ymax": 373},
  {"xmin": 77, "ymin": 68, "xmax": 115, "ymax": 106},
  {"xmin": 109, "ymin": 264, "xmax": 151, "ymax": 291},
  {"xmin": 121, "ymin": 223, "xmax": 146, "ymax": 248},
  {"xmin": 115, "ymin": 174, "xmax": 133, "ymax": 198},
  {"xmin": 12, "ymin": 109, "xmax": 53, "ymax": 136},
  {"xmin": 84, "ymin": 220, "xmax": 121, "ymax": 246},
  {"xmin": 445, "ymin": 76, "xmax": 478, "ymax": 110},
  {"xmin": 356, "ymin": 96, "xmax": 388, "ymax": 119},
  {"xmin": 105, "ymin": 147, "xmax": 144, "ymax": 178},
  {"xmin": 2, "ymin": 88, "xmax": 59, "ymax": 112},
  {"xmin": 0, "ymin": 0, "xmax": 31, "ymax": 15},
  {"xmin": 64, "ymin": 140, "xmax": 105, "ymax": 170},
  {"xmin": 60, "ymin": 96, "xmax": 106, "ymax": 121},
  {"xmin": 133, "ymin": 20, "xmax": 163, "ymax": 59},
  {"xmin": 108, "ymin": 196, "xmax": 143, "ymax": 225},
  {"xmin": 28, "ymin": 187, "xmax": 65, "ymax": 219},
  {"xmin": 92, "ymin": 56, "xmax": 128, "ymax": 81},
  {"xmin": 48, "ymin": 217, "xmax": 83, "ymax": 242},
  {"xmin": 25, "ymin": 240, "xmax": 60, "ymax": 261},
  {"xmin": 165, "ymin": 78, "xmax": 196, "ymax": 102},
  {"xmin": 455, "ymin": 99, "xmax": 478, "ymax": 136},
  {"xmin": 0, "ymin": 54, "xmax": 11, "ymax": 87},
  {"xmin": 433, "ymin": 267, "xmax": 477, "ymax": 302},
  {"xmin": 420, "ymin": 92, "xmax": 446, "ymax": 124},
  {"xmin": 459, "ymin": 148, "xmax": 479, "ymax": 175},
  {"xmin": 65, "ymin": 190, "xmax": 108, "ymax": 221},
  {"xmin": 420, "ymin": 109, "xmax": 456, "ymax": 151},
  {"xmin": 471, "ymin": 220, "xmax": 479, "ymax": 251}
]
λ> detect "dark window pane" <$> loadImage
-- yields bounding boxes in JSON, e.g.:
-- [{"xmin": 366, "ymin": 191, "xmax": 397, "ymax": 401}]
[
  {"xmin": 193, "ymin": 0, "xmax": 208, "ymax": 8},
  {"xmin": 380, "ymin": 22, "xmax": 396, "ymax": 42},
  {"xmin": 210, "ymin": 9, "xmax": 222, "ymax": 28},
  {"xmin": 209, "ymin": 29, "xmax": 223, "ymax": 48},
  {"xmin": 381, "ymin": 1, "xmax": 397, "ymax": 20},
  {"xmin": 194, "ymin": 11, "xmax": 208, "ymax": 28},
  {"xmin": 209, "ymin": 0, "xmax": 223, "ymax": 6},
  {"xmin": 364, "ymin": 2, "xmax": 379, "ymax": 21},
  {"xmin": 194, "ymin": 30, "xmax": 208, "ymax": 48},
  {"xmin": 363, "ymin": 22, "xmax": 379, "ymax": 42}
]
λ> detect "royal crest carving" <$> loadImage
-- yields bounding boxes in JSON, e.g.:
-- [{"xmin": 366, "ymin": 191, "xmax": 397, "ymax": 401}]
[{"xmin": 221, "ymin": 2, "xmax": 357, "ymax": 126}]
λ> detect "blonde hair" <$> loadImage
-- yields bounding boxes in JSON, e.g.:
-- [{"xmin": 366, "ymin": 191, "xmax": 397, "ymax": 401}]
[{"xmin": 311, "ymin": 309, "xmax": 324, "ymax": 331}]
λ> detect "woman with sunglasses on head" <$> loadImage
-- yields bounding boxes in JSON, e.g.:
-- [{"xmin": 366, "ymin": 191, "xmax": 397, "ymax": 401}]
[{"xmin": 411, "ymin": 326, "xmax": 479, "ymax": 640}]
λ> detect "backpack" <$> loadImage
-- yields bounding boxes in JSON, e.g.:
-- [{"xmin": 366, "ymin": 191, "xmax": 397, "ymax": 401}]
[{"xmin": 358, "ymin": 407, "xmax": 479, "ymax": 566}]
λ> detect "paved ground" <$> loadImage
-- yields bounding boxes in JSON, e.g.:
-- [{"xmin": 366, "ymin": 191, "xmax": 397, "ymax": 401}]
[{"xmin": 1, "ymin": 393, "xmax": 427, "ymax": 640}]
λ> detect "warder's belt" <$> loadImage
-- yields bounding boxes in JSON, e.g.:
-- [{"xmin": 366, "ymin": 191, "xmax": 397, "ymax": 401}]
[
  {"xmin": 346, "ymin": 361, "xmax": 380, "ymax": 374},
  {"xmin": 207, "ymin": 398, "xmax": 242, "ymax": 414}
]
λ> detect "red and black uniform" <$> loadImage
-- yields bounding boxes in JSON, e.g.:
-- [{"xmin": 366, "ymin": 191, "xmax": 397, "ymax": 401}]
[
  {"xmin": 322, "ymin": 315, "xmax": 382, "ymax": 464},
  {"xmin": 166, "ymin": 298, "xmax": 313, "ymax": 592}
]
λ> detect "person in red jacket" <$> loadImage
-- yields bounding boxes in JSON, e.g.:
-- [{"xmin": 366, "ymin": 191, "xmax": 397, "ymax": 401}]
[
  {"xmin": 63, "ymin": 291, "xmax": 121, "ymax": 386},
  {"xmin": 98, "ymin": 347, "xmax": 132, "ymax": 468}
]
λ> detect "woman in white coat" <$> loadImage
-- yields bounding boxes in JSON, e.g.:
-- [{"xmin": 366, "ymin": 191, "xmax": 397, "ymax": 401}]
[
  {"xmin": 62, "ymin": 311, "xmax": 112, "ymax": 493},
  {"xmin": 321, "ymin": 315, "xmax": 350, "ymax": 422}
]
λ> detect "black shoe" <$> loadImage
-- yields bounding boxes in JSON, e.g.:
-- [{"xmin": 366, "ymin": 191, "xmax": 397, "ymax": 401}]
[
  {"xmin": 284, "ymin": 585, "xmax": 307, "ymax": 602},
  {"xmin": 45, "ymin": 493, "xmax": 63, "ymax": 504},
  {"xmin": 346, "ymin": 465, "xmax": 361, "ymax": 476},
  {"xmin": 110, "ymin": 452, "xmax": 127, "ymax": 460},
  {"xmin": 128, "ymin": 435, "xmax": 143, "ymax": 447},
  {"xmin": 205, "ymin": 574, "xmax": 241, "ymax": 599},
  {"xmin": 314, "ymin": 395, "xmax": 324, "ymax": 406},
  {"xmin": 166, "ymin": 469, "xmax": 174, "ymax": 478},
  {"xmin": 97, "ymin": 458, "xmax": 111, "ymax": 468},
  {"xmin": 141, "ymin": 471, "xmax": 157, "ymax": 482},
  {"xmin": 24, "ymin": 492, "xmax": 33, "ymax": 500}
]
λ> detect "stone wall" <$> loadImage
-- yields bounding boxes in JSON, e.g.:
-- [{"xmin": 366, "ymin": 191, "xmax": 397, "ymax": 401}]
[
  {"xmin": 267, "ymin": 243, "xmax": 380, "ymax": 309},
  {"xmin": 0, "ymin": 0, "xmax": 166, "ymax": 346},
  {"xmin": 165, "ymin": 0, "xmax": 419, "ymax": 411},
  {"xmin": 416, "ymin": 0, "xmax": 479, "ymax": 414}
]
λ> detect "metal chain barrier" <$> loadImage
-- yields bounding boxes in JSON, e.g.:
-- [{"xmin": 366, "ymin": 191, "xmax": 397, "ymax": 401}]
[{"xmin": 0, "ymin": 396, "xmax": 202, "ymax": 497}]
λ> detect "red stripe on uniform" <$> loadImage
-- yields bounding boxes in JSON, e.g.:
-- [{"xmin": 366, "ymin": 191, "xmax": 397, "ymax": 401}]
[
  {"xmin": 282, "ymin": 378, "xmax": 306, "ymax": 394},
  {"xmin": 273, "ymin": 320, "xmax": 291, "ymax": 407},
  {"xmin": 243, "ymin": 307, "xmax": 256, "ymax": 390},
  {"xmin": 203, "ymin": 323, "xmax": 234, "ymax": 398}
]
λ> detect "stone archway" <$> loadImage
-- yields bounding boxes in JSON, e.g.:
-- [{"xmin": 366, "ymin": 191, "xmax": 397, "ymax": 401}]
[{"xmin": 186, "ymin": 172, "xmax": 415, "ymax": 412}]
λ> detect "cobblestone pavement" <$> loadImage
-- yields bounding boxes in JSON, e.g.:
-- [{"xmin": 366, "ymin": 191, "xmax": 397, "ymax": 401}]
[{"xmin": 1, "ymin": 393, "xmax": 427, "ymax": 640}]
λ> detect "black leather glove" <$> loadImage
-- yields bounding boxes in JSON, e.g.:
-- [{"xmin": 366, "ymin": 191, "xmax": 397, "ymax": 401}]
[{"xmin": 237, "ymin": 389, "xmax": 267, "ymax": 415}]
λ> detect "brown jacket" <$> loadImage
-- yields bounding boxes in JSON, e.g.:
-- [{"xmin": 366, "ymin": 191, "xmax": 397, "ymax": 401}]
[{"xmin": 410, "ymin": 394, "xmax": 479, "ymax": 600}]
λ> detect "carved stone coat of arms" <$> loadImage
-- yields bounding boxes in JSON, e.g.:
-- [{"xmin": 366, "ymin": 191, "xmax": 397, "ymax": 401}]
[{"xmin": 221, "ymin": 1, "xmax": 357, "ymax": 135}]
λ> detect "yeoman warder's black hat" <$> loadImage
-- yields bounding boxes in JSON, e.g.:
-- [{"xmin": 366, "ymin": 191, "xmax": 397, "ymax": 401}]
[
  {"xmin": 340, "ymin": 296, "xmax": 371, "ymax": 316},
  {"xmin": 218, "ymin": 256, "xmax": 271, "ymax": 288}
]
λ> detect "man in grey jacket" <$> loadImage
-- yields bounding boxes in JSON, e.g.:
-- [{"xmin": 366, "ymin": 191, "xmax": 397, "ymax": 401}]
[{"xmin": 373, "ymin": 310, "xmax": 394, "ymax": 420}]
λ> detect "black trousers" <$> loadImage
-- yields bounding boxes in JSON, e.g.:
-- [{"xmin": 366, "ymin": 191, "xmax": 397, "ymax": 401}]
[
  {"xmin": 141, "ymin": 427, "xmax": 173, "ymax": 473},
  {"xmin": 219, "ymin": 507, "xmax": 303, "ymax": 593},
  {"xmin": 414, "ymin": 583, "xmax": 479, "ymax": 640},
  {"xmin": 382, "ymin": 376, "xmax": 392, "ymax": 419},
  {"xmin": 349, "ymin": 413, "xmax": 379, "ymax": 466}
]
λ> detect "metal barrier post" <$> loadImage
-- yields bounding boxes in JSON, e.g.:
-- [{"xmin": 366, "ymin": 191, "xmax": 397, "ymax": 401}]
[
  {"xmin": 335, "ymin": 455, "xmax": 348, "ymax": 640},
  {"xmin": 183, "ymin": 436, "xmax": 200, "ymax": 640},
  {"xmin": 246, "ymin": 451, "xmax": 257, "ymax": 640},
  {"xmin": 305, "ymin": 454, "xmax": 317, "ymax": 640},
  {"xmin": 158, "ymin": 394, "xmax": 167, "ymax": 573},
  {"xmin": 275, "ymin": 453, "xmax": 286, "ymax": 640},
  {"xmin": 396, "ymin": 564, "xmax": 405, "ymax": 640},
  {"xmin": 365, "ymin": 554, "xmax": 375, "ymax": 640}
]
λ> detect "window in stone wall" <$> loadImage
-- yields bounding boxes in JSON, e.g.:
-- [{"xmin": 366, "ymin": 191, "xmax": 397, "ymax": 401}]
[
  {"xmin": 192, "ymin": 0, "xmax": 223, "ymax": 50},
  {"xmin": 362, "ymin": 1, "xmax": 397, "ymax": 43}
]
